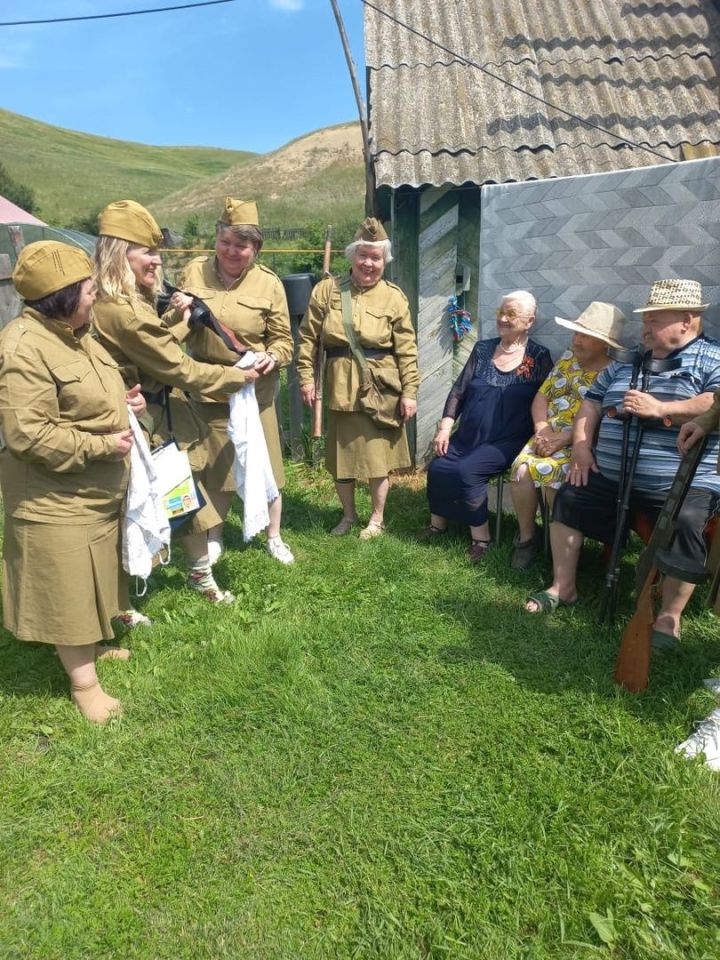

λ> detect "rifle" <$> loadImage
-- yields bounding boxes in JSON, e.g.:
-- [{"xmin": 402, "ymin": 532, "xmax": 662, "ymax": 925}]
[
  {"xmin": 614, "ymin": 436, "xmax": 709, "ymax": 692},
  {"xmin": 599, "ymin": 351, "xmax": 682, "ymax": 624},
  {"xmin": 158, "ymin": 281, "xmax": 247, "ymax": 356},
  {"xmin": 311, "ymin": 224, "xmax": 333, "ymax": 438}
]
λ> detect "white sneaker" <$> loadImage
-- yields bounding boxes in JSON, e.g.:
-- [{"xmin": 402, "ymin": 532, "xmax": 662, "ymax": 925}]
[
  {"xmin": 113, "ymin": 609, "xmax": 152, "ymax": 628},
  {"xmin": 207, "ymin": 539, "xmax": 223, "ymax": 566},
  {"xmin": 675, "ymin": 707, "xmax": 720, "ymax": 770},
  {"xmin": 266, "ymin": 536, "xmax": 294, "ymax": 565}
]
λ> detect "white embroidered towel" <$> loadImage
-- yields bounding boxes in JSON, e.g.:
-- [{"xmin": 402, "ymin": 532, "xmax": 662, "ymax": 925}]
[
  {"xmin": 227, "ymin": 351, "xmax": 279, "ymax": 541},
  {"xmin": 123, "ymin": 410, "xmax": 172, "ymax": 580}
]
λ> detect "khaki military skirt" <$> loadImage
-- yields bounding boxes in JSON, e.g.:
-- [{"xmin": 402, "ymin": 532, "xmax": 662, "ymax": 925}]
[
  {"xmin": 3, "ymin": 515, "xmax": 127, "ymax": 646},
  {"xmin": 191, "ymin": 399, "xmax": 285, "ymax": 493},
  {"xmin": 326, "ymin": 410, "xmax": 411, "ymax": 481}
]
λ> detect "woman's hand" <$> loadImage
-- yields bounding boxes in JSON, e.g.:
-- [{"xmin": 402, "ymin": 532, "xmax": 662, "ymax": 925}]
[
  {"xmin": 434, "ymin": 427, "xmax": 451, "ymax": 456},
  {"xmin": 400, "ymin": 397, "xmax": 417, "ymax": 423},
  {"xmin": 170, "ymin": 291, "xmax": 193, "ymax": 312},
  {"xmin": 300, "ymin": 383, "xmax": 316, "ymax": 407},
  {"xmin": 110, "ymin": 429, "xmax": 134, "ymax": 459},
  {"xmin": 253, "ymin": 351, "xmax": 277, "ymax": 375},
  {"xmin": 126, "ymin": 383, "xmax": 146, "ymax": 418},
  {"xmin": 678, "ymin": 420, "xmax": 708, "ymax": 455},
  {"xmin": 568, "ymin": 442, "xmax": 597, "ymax": 486},
  {"xmin": 532, "ymin": 429, "xmax": 569, "ymax": 456}
]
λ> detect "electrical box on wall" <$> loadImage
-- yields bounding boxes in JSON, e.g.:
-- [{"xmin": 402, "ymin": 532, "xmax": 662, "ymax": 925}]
[{"xmin": 455, "ymin": 262, "xmax": 471, "ymax": 294}]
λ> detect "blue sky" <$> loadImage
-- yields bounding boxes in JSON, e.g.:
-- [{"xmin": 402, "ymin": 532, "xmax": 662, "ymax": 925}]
[{"xmin": 0, "ymin": 0, "xmax": 365, "ymax": 154}]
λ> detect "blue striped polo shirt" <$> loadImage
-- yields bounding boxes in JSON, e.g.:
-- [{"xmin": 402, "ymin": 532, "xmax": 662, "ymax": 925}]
[{"xmin": 585, "ymin": 335, "xmax": 720, "ymax": 494}]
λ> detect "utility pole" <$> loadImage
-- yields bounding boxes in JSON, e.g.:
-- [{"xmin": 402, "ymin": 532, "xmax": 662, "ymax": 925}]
[{"xmin": 329, "ymin": 0, "xmax": 376, "ymax": 216}]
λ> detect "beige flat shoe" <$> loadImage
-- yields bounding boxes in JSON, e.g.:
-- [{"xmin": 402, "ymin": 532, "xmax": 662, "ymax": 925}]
[
  {"xmin": 359, "ymin": 520, "xmax": 385, "ymax": 540},
  {"xmin": 331, "ymin": 516, "xmax": 359, "ymax": 536}
]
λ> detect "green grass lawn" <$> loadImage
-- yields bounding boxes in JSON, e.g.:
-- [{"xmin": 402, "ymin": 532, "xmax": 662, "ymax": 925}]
[{"xmin": 1, "ymin": 466, "xmax": 719, "ymax": 959}]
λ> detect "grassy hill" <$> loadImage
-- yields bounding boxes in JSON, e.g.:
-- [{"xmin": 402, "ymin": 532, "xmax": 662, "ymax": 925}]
[
  {"xmin": 151, "ymin": 122, "xmax": 365, "ymax": 234},
  {"xmin": 0, "ymin": 109, "xmax": 365, "ymax": 235},
  {"xmin": 0, "ymin": 108, "xmax": 256, "ymax": 228}
]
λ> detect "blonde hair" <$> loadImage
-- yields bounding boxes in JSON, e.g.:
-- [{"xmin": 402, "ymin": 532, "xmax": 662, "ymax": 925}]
[{"xmin": 94, "ymin": 236, "xmax": 163, "ymax": 302}]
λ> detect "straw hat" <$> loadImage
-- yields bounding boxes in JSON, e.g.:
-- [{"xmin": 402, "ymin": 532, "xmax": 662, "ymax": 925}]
[
  {"xmin": 220, "ymin": 197, "xmax": 259, "ymax": 226},
  {"xmin": 98, "ymin": 200, "xmax": 163, "ymax": 248},
  {"xmin": 633, "ymin": 279, "xmax": 708, "ymax": 313},
  {"xmin": 554, "ymin": 301, "xmax": 626, "ymax": 349},
  {"xmin": 13, "ymin": 241, "xmax": 93, "ymax": 300}
]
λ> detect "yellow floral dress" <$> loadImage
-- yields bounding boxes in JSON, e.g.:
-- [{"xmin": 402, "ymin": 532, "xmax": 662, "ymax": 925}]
[{"xmin": 511, "ymin": 351, "xmax": 599, "ymax": 489}]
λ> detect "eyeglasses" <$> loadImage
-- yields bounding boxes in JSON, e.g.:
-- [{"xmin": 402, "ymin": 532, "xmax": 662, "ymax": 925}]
[{"xmin": 496, "ymin": 308, "xmax": 532, "ymax": 321}]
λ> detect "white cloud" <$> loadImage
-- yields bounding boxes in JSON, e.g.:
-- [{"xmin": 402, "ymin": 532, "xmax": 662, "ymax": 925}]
[{"xmin": 269, "ymin": 0, "xmax": 304, "ymax": 11}]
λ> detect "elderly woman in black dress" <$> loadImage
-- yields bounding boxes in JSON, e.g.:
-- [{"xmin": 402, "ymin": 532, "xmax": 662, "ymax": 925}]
[{"xmin": 420, "ymin": 290, "xmax": 552, "ymax": 561}]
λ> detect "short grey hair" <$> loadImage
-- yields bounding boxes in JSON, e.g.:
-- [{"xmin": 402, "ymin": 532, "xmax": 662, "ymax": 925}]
[
  {"xmin": 344, "ymin": 238, "xmax": 393, "ymax": 265},
  {"xmin": 501, "ymin": 290, "xmax": 536, "ymax": 315}
]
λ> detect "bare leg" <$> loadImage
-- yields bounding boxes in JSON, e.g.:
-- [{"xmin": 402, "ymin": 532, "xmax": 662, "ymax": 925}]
[
  {"xmin": 55, "ymin": 643, "xmax": 121, "ymax": 724},
  {"xmin": 510, "ymin": 465, "xmax": 539, "ymax": 542},
  {"xmin": 470, "ymin": 522, "xmax": 491, "ymax": 543},
  {"xmin": 653, "ymin": 577, "xmax": 696, "ymax": 639},
  {"xmin": 429, "ymin": 513, "xmax": 448, "ymax": 531},
  {"xmin": 182, "ymin": 532, "xmax": 210, "ymax": 566},
  {"xmin": 525, "ymin": 521, "xmax": 582, "ymax": 612},
  {"xmin": 266, "ymin": 494, "xmax": 283, "ymax": 539},
  {"xmin": 335, "ymin": 481, "xmax": 358, "ymax": 521},
  {"xmin": 368, "ymin": 477, "xmax": 389, "ymax": 525}
]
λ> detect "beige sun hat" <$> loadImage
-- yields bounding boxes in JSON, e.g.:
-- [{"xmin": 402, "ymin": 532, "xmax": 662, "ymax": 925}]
[
  {"xmin": 633, "ymin": 278, "xmax": 709, "ymax": 313},
  {"xmin": 554, "ymin": 301, "xmax": 626, "ymax": 349}
]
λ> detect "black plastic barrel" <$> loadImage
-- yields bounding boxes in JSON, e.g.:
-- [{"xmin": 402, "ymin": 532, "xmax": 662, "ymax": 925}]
[{"xmin": 281, "ymin": 272, "xmax": 316, "ymax": 318}]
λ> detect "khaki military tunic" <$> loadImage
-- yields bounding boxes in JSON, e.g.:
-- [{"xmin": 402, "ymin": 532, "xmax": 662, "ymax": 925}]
[
  {"xmin": 296, "ymin": 275, "xmax": 419, "ymax": 480},
  {"xmin": 93, "ymin": 293, "xmax": 250, "ymax": 531},
  {"xmin": 0, "ymin": 308, "xmax": 130, "ymax": 644},
  {"xmin": 172, "ymin": 257, "xmax": 293, "ymax": 489}
]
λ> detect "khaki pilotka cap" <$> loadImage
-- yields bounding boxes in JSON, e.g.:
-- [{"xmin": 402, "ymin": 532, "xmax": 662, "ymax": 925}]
[
  {"xmin": 98, "ymin": 199, "xmax": 163, "ymax": 247},
  {"xmin": 13, "ymin": 241, "xmax": 93, "ymax": 300},
  {"xmin": 220, "ymin": 197, "xmax": 260, "ymax": 226},
  {"xmin": 353, "ymin": 217, "xmax": 389, "ymax": 242}
]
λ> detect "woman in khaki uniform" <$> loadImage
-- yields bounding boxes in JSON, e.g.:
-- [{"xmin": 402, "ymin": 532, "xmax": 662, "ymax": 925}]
[
  {"xmin": 296, "ymin": 218, "xmax": 419, "ymax": 538},
  {"xmin": 169, "ymin": 198, "xmax": 294, "ymax": 565},
  {"xmin": 93, "ymin": 200, "xmax": 257, "ymax": 603},
  {"xmin": 0, "ymin": 242, "xmax": 139, "ymax": 724}
]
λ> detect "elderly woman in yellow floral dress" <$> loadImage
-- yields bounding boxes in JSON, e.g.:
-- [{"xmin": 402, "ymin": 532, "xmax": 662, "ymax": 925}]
[{"xmin": 509, "ymin": 301, "xmax": 626, "ymax": 569}]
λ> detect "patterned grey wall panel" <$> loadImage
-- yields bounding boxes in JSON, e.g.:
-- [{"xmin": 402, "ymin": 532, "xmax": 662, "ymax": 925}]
[{"xmin": 479, "ymin": 157, "xmax": 720, "ymax": 361}]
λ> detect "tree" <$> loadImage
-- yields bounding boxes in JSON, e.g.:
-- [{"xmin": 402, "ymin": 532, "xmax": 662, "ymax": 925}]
[{"xmin": 0, "ymin": 162, "xmax": 38, "ymax": 215}]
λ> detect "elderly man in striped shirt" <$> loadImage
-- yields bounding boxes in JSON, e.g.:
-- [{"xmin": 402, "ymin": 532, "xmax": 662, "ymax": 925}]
[{"xmin": 526, "ymin": 279, "xmax": 720, "ymax": 649}]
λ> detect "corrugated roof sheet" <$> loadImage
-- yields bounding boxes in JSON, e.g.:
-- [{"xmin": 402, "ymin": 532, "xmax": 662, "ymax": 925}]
[{"xmin": 365, "ymin": 0, "xmax": 720, "ymax": 188}]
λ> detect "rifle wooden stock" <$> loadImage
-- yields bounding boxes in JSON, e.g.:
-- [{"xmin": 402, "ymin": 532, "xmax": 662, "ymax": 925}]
[
  {"xmin": 311, "ymin": 225, "xmax": 333, "ymax": 439},
  {"xmin": 614, "ymin": 437, "xmax": 709, "ymax": 691},
  {"xmin": 615, "ymin": 568, "xmax": 656, "ymax": 692}
]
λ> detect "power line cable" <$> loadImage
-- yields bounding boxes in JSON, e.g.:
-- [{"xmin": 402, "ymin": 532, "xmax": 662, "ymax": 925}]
[
  {"xmin": 0, "ymin": 0, "xmax": 234, "ymax": 28},
  {"xmin": 361, "ymin": 0, "xmax": 676, "ymax": 162}
]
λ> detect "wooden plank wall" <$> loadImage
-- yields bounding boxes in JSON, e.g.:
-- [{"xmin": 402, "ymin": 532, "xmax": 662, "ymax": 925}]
[{"xmin": 414, "ymin": 186, "xmax": 460, "ymax": 465}]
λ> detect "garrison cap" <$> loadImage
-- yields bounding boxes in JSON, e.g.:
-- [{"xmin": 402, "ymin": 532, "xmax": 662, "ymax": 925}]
[
  {"xmin": 98, "ymin": 199, "xmax": 163, "ymax": 247},
  {"xmin": 13, "ymin": 241, "xmax": 93, "ymax": 300},
  {"xmin": 220, "ymin": 197, "xmax": 259, "ymax": 227},
  {"xmin": 353, "ymin": 217, "xmax": 389, "ymax": 242}
]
